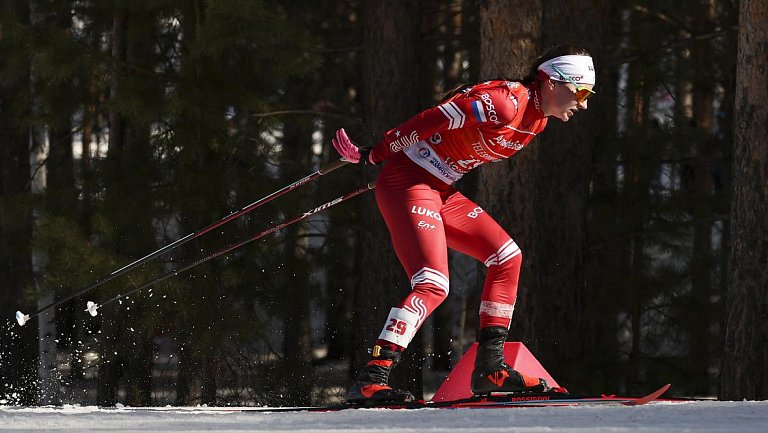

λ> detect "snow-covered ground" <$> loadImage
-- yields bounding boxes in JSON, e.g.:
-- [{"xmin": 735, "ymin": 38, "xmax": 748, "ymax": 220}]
[{"xmin": 1, "ymin": 401, "xmax": 767, "ymax": 433}]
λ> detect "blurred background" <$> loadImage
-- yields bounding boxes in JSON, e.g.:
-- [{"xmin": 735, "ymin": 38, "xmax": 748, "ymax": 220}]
[{"xmin": 1, "ymin": 0, "xmax": 765, "ymax": 407}]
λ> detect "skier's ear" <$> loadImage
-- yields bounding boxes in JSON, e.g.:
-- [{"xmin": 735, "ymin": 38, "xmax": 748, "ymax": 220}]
[{"xmin": 537, "ymin": 70, "xmax": 555, "ymax": 90}]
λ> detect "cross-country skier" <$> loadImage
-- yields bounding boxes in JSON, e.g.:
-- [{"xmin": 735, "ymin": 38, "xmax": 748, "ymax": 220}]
[{"xmin": 332, "ymin": 45, "xmax": 597, "ymax": 404}]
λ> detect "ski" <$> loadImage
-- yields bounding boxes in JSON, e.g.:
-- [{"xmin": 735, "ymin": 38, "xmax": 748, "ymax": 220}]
[{"xmin": 116, "ymin": 384, "xmax": 670, "ymax": 413}]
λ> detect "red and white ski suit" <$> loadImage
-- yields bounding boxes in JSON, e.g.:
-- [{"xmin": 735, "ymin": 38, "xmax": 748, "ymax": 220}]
[{"xmin": 371, "ymin": 80, "xmax": 549, "ymax": 349}]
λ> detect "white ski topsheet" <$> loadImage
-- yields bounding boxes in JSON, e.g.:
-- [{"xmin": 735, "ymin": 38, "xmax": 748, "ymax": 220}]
[{"xmin": 1, "ymin": 401, "xmax": 767, "ymax": 433}]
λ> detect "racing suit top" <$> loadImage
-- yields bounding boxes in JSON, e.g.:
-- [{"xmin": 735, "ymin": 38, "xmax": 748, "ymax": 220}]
[{"xmin": 369, "ymin": 80, "xmax": 548, "ymax": 184}]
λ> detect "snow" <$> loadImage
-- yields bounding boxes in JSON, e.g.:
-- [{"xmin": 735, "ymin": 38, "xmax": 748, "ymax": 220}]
[{"xmin": 1, "ymin": 401, "xmax": 767, "ymax": 433}]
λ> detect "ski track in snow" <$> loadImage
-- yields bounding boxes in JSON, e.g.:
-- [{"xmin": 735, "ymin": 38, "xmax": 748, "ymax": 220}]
[{"xmin": 0, "ymin": 401, "xmax": 767, "ymax": 433}]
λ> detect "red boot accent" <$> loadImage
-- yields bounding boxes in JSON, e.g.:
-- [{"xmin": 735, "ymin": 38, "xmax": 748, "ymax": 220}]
[{"xmin": 360, "ymin": 384, "xmax": 392, "ymax": 399}]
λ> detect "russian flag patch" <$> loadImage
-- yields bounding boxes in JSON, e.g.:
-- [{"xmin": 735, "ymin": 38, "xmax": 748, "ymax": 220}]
[{"xmin": 472, "ymin": 100, "xmax": 487, "ymax": 122}]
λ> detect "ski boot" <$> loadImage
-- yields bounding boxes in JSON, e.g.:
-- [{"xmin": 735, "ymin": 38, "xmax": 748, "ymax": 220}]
[
  {"xmin": 470, "ymin": 327, "xmax": 550, "ymax": 395},
  {"xmin": 346, "ymin": 345, "xmax": 415, "ymax": 404}
]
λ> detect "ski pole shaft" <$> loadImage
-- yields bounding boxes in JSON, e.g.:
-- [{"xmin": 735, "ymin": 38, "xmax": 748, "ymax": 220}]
[
  {"xmin": 85, "ymin": 181, "xmax": 375, "ymax": 316},
  {"xmin": 16, "ymin": 159, "xmax": 349, "ymax": 326}
]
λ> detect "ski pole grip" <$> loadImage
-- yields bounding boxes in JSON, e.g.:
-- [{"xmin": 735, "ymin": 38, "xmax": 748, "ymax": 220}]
[{"xmin": 319, "ymin": 158, "xmax": 350, "ymax": 175}]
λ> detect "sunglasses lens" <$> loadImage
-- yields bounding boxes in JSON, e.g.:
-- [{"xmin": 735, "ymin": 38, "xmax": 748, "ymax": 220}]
[{"xmin": 575, "ymin": 89, "xmax": 593, "ymax": 103}]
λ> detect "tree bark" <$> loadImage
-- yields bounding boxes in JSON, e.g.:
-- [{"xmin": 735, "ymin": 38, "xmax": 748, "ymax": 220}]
[
  {"xmin": 476, "ymin": 1, "xmax": 542, "ymax": 349},
  {"xmin": 687, "ymin": 0, "xmax": 718, "ymax": 395},
  {"xmin": 719, "ymin": 0, "xmax": 768, "ymax": 401},
  {"xmin": 357, "ymin": 0, "xmax": 423, "ymax": 398}
]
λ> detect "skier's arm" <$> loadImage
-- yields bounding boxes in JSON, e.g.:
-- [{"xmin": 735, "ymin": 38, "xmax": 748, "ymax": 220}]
[{"xmin": 369, "ymin": 88, "xmax": 519, "ymax": 163}]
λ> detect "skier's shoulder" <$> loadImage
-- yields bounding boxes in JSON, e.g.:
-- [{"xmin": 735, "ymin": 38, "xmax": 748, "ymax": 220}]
[{"xmin": 459, "ymin": 80, "xmax": 525, "ymax": 125}]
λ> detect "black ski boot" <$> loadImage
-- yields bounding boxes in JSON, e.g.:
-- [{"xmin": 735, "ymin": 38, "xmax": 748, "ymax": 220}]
[
  {"xmin": 470, "ymin": 327, "xmax": 549, "ymax": 395},
  {"xmin": 346, "ymin": 345, "xmax": 415, "ymax": 404}
]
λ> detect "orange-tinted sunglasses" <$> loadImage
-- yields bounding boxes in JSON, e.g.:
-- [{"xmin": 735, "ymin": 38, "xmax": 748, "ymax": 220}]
[{"xmin": 552, "ymin": 65, "xmax": 596, "ymax": 104}]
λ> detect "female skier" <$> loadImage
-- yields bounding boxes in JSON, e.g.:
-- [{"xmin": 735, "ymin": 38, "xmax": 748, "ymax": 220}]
[{"xmin": 332, "ymin": 45, "xmax": 596, "ymax": 403}]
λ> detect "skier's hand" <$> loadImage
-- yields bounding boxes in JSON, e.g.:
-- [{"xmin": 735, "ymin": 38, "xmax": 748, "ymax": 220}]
[{"xmin": 331, "ymin": 128, "xmax": 372, "ymax": 164}]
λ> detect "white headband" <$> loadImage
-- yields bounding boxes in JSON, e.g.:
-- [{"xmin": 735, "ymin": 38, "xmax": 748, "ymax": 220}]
[{"xmin": 538, "ymin": 55, "xmax": 595, "ymax": 86}]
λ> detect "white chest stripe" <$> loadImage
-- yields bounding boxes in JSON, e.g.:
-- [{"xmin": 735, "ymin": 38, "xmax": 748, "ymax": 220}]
[
  {"xmin": 439, "ymin": 102, "xmax": 466, "ymax": 130},
  {"xmin": 504, "ymin": 125, "xmax": 537, "ymax": 135}
]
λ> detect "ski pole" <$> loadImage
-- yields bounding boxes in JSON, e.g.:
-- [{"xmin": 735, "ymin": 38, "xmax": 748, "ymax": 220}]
[
  {"xmin": 15, "ymin": 159, "xmax": 350, "ymax": 327},
  {"xmin": 83, "ymin": 181, "xmax": 375, "ymax": 318}
]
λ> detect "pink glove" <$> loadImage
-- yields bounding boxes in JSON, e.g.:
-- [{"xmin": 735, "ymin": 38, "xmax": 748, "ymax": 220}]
[{"xmin": 332, "ymin": 128, "xmax": 372, "ymax": 164}]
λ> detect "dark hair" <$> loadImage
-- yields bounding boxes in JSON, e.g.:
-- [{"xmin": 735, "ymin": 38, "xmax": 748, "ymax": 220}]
[{"xmin": 441, "ymin": 45, "xmax": 591, "ymax": 101}]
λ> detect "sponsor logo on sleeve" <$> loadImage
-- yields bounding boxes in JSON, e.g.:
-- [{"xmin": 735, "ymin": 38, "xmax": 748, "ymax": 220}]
[
  {"xmin": 389, "ymin": 130, "xmax": 420, "ymax": 153},
  {"xmin": 429, "ymin": 132, "xmax": 443, "ymax": 145},
  {"xmin": 479, "ymin": 93, "xmax": 500, "ymax": 125}
]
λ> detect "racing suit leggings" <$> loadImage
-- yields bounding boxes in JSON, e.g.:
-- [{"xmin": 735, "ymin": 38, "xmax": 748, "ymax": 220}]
[{"xmin": 373, "ymin": 154, "xmax": 522, "ymax": 350}]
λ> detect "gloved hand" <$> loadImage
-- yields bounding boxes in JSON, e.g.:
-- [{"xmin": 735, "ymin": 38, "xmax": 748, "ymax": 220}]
[{"xmin": 331, "ymin": 128, "xmax": 372, "ymax": 164}]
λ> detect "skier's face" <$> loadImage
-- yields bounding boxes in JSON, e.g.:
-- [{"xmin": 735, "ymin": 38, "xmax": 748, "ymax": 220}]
[{"xmin": 541, "ymin": 78, "xmax": 594, "ymax": 122}]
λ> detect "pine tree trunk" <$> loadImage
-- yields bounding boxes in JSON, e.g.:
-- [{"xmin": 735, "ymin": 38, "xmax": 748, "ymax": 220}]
[
  {"xmin": 624, "ymin": 55, "xmax": 653, "ymax": 395},
  {"xmin": 719, "ymin": 0, "xmax": 768, "ymax": 401},
  {"xmin": 357, "ymin": 0, "xmax": 423, "ymax": 398},
  {"xmin": 688, "ymin": 0, "xmax": 718, "ymax": 395},
  {"xmin": 476, "ymin": 0, "xmax": 541, "ymax": 340}
]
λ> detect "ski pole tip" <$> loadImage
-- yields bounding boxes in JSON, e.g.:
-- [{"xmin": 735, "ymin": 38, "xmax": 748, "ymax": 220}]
[
  {"xmin": 85, "ymin": 301, "xmax": 99, "ymax": 317},
  {"xmin": 15, "ymin": 311, "xmax": 30, "ymax": 326}
]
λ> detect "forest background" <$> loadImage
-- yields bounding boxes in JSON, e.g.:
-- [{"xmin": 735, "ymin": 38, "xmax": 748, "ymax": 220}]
[{"xmin": 0, "ymin": 0, "xmax": 766, "ymax": 407}]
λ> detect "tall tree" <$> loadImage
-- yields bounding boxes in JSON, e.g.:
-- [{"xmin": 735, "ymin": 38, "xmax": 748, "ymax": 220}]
[
  {"xmin": 474, "ymin": 0, "xmax": 541, "ymax": 349},
  {"xmin": 720, "ymin": 0, "xmax": 768, "ymax": 401},
  {"xmin": 680, "ymin": 0, "xmax": 722, "ymax": 395},
  {"xmin": 356, "ymin": 0, "xmax": 423, "ymax": 398}
]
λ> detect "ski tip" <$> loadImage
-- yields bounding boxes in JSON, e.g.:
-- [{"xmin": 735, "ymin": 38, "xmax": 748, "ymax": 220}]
[
  {"xmin": 622, "ymin": 383, "xmax": 672, "ymax": 406},
  {"xmin": 15, "ymin": 311, "xmax": 30, "ymax": 326},
  {"xmin": 85, "ymin": 301, "xmax": 99, "ymax": 317}
]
